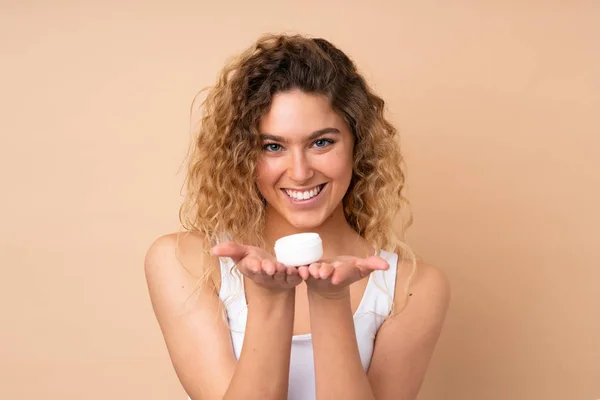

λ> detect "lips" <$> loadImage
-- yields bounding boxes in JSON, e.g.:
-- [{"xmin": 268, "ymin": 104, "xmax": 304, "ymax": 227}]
[{"xmin": 281, "ymin": 183, "xmax": 326, "ymax": 201}]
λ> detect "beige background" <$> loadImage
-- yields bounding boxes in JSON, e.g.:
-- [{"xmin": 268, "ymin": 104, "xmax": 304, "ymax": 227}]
[{"xmin": 1, "ymin": 1, "xmax": 598, "ymax": 399}]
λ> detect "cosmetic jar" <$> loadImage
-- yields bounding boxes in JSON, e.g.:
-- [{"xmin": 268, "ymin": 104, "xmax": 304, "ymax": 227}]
[{"xmin": 274, "ymin": 232, "xmax": 323, "ymax": 267}]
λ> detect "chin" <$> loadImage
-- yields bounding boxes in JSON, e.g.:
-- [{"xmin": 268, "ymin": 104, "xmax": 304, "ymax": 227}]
[
  {"xmin": 283, "ymin": 211, "xmax": 329, "ymax": 231},
  {"xmin": 285, "ymin": 217, "xmax": 322, "ymax": 230}
]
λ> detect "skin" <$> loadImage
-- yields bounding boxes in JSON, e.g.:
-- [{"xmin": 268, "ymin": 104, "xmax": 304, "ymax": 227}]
[{"xmin": 145, "ymin": 90, "xmax": 451, "ymax": 400}]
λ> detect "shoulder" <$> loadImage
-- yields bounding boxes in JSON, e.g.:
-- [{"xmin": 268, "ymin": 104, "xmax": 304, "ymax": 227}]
[
  {"xmin": 393, "ymin": 257, "xmax": 451, "ymax": 324},
  {"xmin": 401, "ymin": 258, "xmax": 451, "ymax": 302},
  {"xmin": 144, "ymin": 231, "xmax": 205, "ymax": 275},
  {"xmin": 144, "ymin": 231, "xmax": 221, "ymax": 295}
]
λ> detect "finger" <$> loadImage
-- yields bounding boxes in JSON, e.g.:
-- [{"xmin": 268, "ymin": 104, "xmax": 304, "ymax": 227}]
[
  {"xmin": 243, "ymin": 256, "xmax": 262, "ymax": 275},
  {"xmin": 261, "ymin": 259, "xmax": 277, "ymax": 276},
  {"xmin": 278, "ymin": 263, "xmax": 301, "ymax": 283},
  {"xmin": 297, "ymin": 266, "xmax": 310, "ymax": 280},
  {"xmin": 319, "ymin": 263, "xmax": 335, "ymax": 279},
  {"xmin": 330, "ymin": 263, "xmax": 360, "ymax": 285},
  {"xmin": 286, "ymin": 271, "xmax": 303, "ymax": 286},
  {"xmin": 281, "ymin": 263, "xmax": 297, "ymax": 276},
  {"xmin": 233, "ymin": 256, "xmax": 258, "ymax": 279},
  {"xmin": 284, "ymin": 264, "xmax": 299, "ymax": 276},
  {"xmin": 210, "ymin": 241, "xmax": 249, "ymax": 264},
  {"xmin": 357, "ymin": 256, "xmax": 389, "ymax": 271},
  {"xmin": 308, "ymin": 262, "xmax": 322, "ymax": 279}
]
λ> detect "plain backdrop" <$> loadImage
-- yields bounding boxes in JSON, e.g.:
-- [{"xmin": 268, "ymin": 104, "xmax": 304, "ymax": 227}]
[{"xmin": 1, "ymin": 1, "xmax": 598, "ymax": 399}]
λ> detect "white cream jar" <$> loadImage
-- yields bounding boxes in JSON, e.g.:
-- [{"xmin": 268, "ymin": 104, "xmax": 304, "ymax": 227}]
[{"xmin": 274, "ymin": 232, "xmax": 323, "ymax": 267}]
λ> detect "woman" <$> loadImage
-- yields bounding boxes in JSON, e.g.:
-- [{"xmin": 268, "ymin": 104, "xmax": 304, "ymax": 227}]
[{"xmin": 145, "ymin": 33, "xmax": 450, "ymax": 400}]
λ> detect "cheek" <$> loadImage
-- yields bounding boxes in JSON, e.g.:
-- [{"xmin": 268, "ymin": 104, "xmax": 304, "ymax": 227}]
[
  {"xmin": 255, "ymin": 158, "xmax": 277, "ymax": 193},
  {"xmin": 328, "ymin": 148, "xmax": 354, "ymax": 181}
]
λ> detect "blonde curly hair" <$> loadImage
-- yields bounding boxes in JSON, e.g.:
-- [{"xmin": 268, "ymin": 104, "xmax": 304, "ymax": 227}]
[{"xmin": 179, "ymin": 33, "xmax": 417, "ymax": 309}]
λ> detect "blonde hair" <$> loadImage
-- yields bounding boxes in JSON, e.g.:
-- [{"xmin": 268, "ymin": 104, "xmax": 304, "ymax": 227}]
[{"xmin": 179, "ymin": 33, "xmax": 417, "ymax": 312}]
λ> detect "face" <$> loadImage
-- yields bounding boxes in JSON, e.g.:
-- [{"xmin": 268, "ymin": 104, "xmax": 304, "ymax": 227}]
[{"xmin": 256, "ymin": 90, "xmax": 354, "ymax": 230}]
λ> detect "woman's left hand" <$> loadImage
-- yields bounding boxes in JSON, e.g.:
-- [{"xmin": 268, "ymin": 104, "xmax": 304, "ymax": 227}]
[{"xmin": 297, "ymin": 255, "xmax": 389, "ymax": 298}]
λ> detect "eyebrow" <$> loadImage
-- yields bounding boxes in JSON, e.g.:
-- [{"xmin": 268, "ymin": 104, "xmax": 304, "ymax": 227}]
[{"xmin": 260, "ymin": 127, "xmax": 340, "ymax": 143}]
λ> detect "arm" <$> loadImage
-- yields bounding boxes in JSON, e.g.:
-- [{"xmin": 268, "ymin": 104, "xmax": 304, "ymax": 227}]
[
  {"xmin": 299, "ymin": 256, "xmax": 389, "ymax": 400},
  {"xmin": 228, "ymin": 285, "xmax": 295, "ymax": 400},
  {"xmin": 367, "ymin": 261, "xmax": 451, "ymax": 400},
  {"xmin": 144, "ymin": 233, "xmax": 296, "ymax": 400},
  {"xmin": 303, "ymin": 259, "xmax": 450, "ymax": 400},
  {"xmin": 308, "ymin": 290, "xmax": 375, "ymax": 400}
]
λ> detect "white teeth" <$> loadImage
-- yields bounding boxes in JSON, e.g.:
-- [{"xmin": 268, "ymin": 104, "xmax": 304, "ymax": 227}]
[{"xmin": 284, "ymin": 185, "xmax": 322, "ymax": 201}]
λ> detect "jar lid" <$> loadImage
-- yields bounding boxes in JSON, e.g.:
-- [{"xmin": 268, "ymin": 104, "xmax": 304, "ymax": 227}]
[{"xmin": 274, "ymin": 233, "xmax": 323, "ymax": 267}]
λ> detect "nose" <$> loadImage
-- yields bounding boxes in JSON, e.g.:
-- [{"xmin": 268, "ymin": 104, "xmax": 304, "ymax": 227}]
[{"xmin": 287, "ymin": 149, "xmax": 314, "ymax": 183}]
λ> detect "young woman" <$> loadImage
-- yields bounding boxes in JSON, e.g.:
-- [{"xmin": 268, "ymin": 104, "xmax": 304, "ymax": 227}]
[{"xmin": 145, "ymin": 33, "xmax": 450, "ymax": 400}]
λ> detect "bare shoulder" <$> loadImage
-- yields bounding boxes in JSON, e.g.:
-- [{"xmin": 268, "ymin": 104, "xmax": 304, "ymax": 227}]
[
  {"xmin": 145, "ymin": 231, "xmax": 208, "ymax": 270},
  {"xmin": 144, "ymin": 231, "xmax": 221, "ymax": 294},
  {"xmin": 394, "ymin": 257, "xmax": 451, "ymax": 318},
  {"xmin": 144, "ymin": 231, "xmax": 223, "ymax": 326},
  {"xmin": 380, "ymin": 257, "xmax": 451, "ymax": 343}
]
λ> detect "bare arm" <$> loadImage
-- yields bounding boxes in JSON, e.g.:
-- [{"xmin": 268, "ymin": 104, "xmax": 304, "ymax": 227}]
[
  {"xmin": 300, "ymin": 258, "xmax": 450, "ymax": 400},
  {"xmin": 308, "ymin": 291, "xmax": 375, "ymax": 400},
  {"xmin": 299, "ymin": 256, "xmax": 389, "ymax": 400},
  {"xmin": 367, "ymin": 261, "xmax": 451, "ymax": 400},
  {"xmin": 144, "ymin": 233, "xmax": 299, "ymax": 400},
  {"xmin": 227, "ymin": 288, "xmax": 295, "ymax": 400}
]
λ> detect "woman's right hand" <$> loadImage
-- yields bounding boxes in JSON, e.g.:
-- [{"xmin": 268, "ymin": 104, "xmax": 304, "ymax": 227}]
[{"xmin": 211, "ymin": 241, "xmax": 303, "ymax": 293}]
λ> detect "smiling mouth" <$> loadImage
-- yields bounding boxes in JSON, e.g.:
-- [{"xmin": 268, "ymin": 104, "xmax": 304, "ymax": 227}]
[{"xmin": 281, "ymin": 183, "xmax": 326, "ymax": 201}]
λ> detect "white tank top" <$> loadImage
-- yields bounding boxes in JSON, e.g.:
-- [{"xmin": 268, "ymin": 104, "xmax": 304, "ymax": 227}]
[{"xmin": 215, "ymin": 250, "xmax": 399, "ymax": 400}]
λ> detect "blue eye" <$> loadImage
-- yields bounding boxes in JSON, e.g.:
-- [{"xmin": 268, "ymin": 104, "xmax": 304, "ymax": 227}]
[
  {"xmin": 313, "ymin": 138, "xmax": 334, "ymax": 148},
  {"xmin": 262, "ymin": 143, "xmax": 282, "ymax": 152}
]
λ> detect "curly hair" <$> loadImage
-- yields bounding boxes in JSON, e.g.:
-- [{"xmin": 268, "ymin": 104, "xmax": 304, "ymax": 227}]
[{"xmin": 179, "ymin": 33, "xmax": 416, "ymax": 310}]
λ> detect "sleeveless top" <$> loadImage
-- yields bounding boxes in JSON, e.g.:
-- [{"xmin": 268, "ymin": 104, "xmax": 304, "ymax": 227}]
[{"xmin": 213, "ymin": 249, "xmax": 399, "ymax": 400}]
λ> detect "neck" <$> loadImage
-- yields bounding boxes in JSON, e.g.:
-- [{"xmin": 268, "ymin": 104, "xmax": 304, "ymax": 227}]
[{"xmin": 263, "ymin": 204, "xmax": 372, "ymax": 259}]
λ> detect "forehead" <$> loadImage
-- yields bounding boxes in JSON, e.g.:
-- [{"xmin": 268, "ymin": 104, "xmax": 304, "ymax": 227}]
[{"xmin": 258, "ymin": 90, "xmax": 348, "ymax": 138}]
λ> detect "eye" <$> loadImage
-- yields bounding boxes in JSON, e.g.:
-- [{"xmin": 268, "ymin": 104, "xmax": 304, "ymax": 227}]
[
  {"xmin": 262, "ymin": 143, "xmax": 283, "ymax": 152},
  {"xmin": 313, "ymin": 138, "xmax": 335, "ymax": 148}
]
